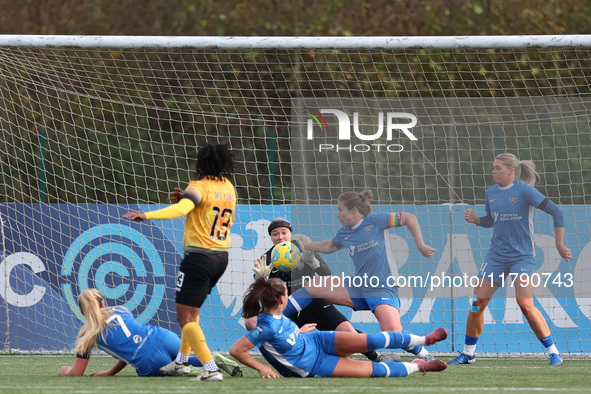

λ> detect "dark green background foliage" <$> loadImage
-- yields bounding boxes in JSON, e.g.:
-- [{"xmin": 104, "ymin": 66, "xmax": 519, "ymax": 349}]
[
  {"xmin": 0, "ymin": 1, "xmax": 590, "ymax": 205},
  {"xmin": 2, "ymin": 1, "xmax": 591, "ymax": 37}
]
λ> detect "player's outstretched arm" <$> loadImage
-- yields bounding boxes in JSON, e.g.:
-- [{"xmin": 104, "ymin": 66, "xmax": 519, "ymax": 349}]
[
  {"xmin": 123, "ymin": 198, "xmax": 195, "ymax": 222},
  {"xmin": 59, "ymin": 357, "xmax": 89, "ymax": 376},
  {"xmin": 122, "ymin": 211, "xmax": 147, "ymax": 221},
  {"xmin": 299, "ymin": 236, "xmax": 339, "ymax": 254},
  {"xmin": 89, "ymin": 360, "xmax": 127, "ymax": 376},
  {"xmin": 399, "ymin": 212, "xmax": 436, "ymax": 258},
  {"xmin": 230, "ymin": 337, "xmax": 279, "ymax": 378}
]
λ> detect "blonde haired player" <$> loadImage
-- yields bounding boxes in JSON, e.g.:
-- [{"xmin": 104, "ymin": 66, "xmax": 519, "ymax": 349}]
[
  {"xmin": 449, "ymin": 153, "xmax": 571, "ymax": 366},
  {"xmin": 123, "ymin": 143, "xmax": 236, "ymax": 382},
  {"xmin": 59, "ymin": 288, "xmax": 240, "ymax": 377}
]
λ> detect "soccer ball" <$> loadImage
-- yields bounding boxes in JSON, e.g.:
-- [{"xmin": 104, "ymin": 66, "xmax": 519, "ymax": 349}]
[{"xmin": 271, "ymin": 242, "xmax": 301, "ymax": 271}]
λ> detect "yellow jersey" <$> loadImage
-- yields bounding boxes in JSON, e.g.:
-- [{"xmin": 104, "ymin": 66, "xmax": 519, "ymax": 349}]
[{"xmin": 182, "ymin": 177, "xmax": 237, "ymax": 252}]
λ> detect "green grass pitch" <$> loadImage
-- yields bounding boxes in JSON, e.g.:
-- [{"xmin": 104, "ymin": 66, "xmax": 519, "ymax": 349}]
[{"xmin": 0, "ymin": 354, "xmax": 589, "ymax": 393}]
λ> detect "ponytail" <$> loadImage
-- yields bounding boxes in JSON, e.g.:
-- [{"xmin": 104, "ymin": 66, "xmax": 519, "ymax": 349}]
[
  {"xmin": 495, "ymin": 153, "xmax": 538, "ymax": 186},
  {"xmin": 338, "ymin": 190, "xmax": 373, "ymax": 215},
  {"xmin": 518, "ymin": 160, "xmax": 538, "ymax": 186},
  {"xmin": 242, "ymin": 277, "xmax": 286, "ymax": 319},
  {"xmin": 73, "ymin": 289, "xmax": 112, "ymax": 355}
]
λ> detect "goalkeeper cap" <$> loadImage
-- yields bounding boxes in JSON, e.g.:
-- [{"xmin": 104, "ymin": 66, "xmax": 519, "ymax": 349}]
[{"xmin": 268, "ymin": 218, "xmax": 292, "ymax": 235}]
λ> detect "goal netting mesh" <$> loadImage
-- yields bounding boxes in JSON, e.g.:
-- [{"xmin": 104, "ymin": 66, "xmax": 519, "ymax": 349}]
[{"xmin": 0, "ymin": 36, "xmax": 589, "ymax": 355}]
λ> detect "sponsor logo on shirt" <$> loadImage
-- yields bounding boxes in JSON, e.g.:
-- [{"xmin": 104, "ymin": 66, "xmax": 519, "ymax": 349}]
[
  {"xmin": 492, "ymin": 211, "xmax": 522, "ymax": 222},
  {"xmin": 510, "ymin": 195, "xmax": 519, "ymax": 204},
  {"xmin": 499, "ymin": 213, "xmax": 522, "ymax": 221},
  {"xmin": 346, "ymin": 241, "xmax": 378, "ymax": 256},
  {"xmin": 492, "ymin": 212, "xmax": 499, "ymax": 222}
]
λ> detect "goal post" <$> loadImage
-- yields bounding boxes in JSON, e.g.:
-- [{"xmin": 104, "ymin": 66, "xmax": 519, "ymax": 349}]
[{"xmin": 0, "ymin": 35, "xmax": 590, "ymax": 356}]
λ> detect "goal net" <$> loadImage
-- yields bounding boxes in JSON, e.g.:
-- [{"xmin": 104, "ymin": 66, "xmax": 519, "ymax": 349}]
[{"xmin": 0, "ymin": 35, "xmax": 589, "ymax": 356}]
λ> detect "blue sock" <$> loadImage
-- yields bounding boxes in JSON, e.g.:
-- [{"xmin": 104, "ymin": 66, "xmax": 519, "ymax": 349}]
[
  {"xmin": 540, "ymin": 335, "xmax": 559, "ymax": 354},
  {"xmin": 371, "ymin": 361, "xmax": 408, "ymax": 377},
  {"xmin": 367, "ymin": 332, "xmax": 411, "ymax": 350},
  {"xmin": 282, "ymin": 288, "xmax": 312, "ymax": 316},
  {"xmin": 188, "ymin": 356, "xmax": 202, "ymax": 367},
  {"xmin": 405, "ymin": 345, "xmax": 423, "ymax": 355},
  {"xmin": 371, "ymin": 362, "xmax": 388, "ymax": 377},
  {"xmin": 465, "ymin": 335, "xmax": 479, "ymax": 346},
  {"xmin": 540, "ymin": 335, "xmax": 554, "ymax": 348}
]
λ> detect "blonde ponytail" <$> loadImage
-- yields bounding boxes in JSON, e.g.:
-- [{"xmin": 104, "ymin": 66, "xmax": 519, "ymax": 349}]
[
  {"xmin": 73, "ymin": 289, "xmax": 111, "ymax": 355},
  {"xmin": 495, "ymin": 153, "xmax": 538, "ymax": 186}
]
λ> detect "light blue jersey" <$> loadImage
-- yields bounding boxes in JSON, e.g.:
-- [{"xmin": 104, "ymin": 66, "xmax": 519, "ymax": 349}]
[
  {"xmin": 331, "ymin": 213, "xmax": 399, "ymax": 285},
  {"xmin": 95, "ymin": 307, "xmax": 177, "ymax": 376},
  {"xmin": 482, "ymin": 179, "xmax": 546, "ymax": 261},
  {"xmin": 246, "ymin": 312, "xmax": 340, "ymax": 377}
]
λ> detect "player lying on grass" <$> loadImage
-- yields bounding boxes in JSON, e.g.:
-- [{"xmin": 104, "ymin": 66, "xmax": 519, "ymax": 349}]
[
  {"xmin": 246, "ymin": 217, "xmax": 399, "ymax": 363},
  {"xmin": 230, "ymin": 277, "xmax": 448, "ymax": 378},
  {"xmin": 59, "ymin": 288, "xmax": 241, "ymax": 377},
  {"xmin": 123, "ymin": 143, "xmax": 237, "ymax": 382}
]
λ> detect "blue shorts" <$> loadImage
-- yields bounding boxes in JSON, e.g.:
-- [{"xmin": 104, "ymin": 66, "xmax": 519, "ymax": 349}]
[
  {"xmin": 345, "ymin": 284, "xmax": 400, "ymax": 312},
  {"xmin": 307, "ymin": 331, "xmax": 340, "ymax": 377},
  {"xmin": 259, "ymin": 331, "xmax": 340, "ymax": 378},
  {"xmin": 135, "ymin": 328, "xmax": 201, "ymax": 376},
  {"xmin": 478, "ymin": 256, "xmax": 536, "ymax": 286},
  {"xmin": 134, "ymin": 328, "xmax": 177, "ymax": 376}
]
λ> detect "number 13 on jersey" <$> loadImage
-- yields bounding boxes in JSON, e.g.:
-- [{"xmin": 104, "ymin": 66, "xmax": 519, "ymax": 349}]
[{"xmin": 209, "ymin": 206, "xmax": 233, "ymax": 241}]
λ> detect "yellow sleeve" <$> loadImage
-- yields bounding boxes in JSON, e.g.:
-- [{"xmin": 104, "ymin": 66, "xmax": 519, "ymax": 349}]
[{"xmin": 144, "ymin": 198, "xmax": 195, "ymax": 220}]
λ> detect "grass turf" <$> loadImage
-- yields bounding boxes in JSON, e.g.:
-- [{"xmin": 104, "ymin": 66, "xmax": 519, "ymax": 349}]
[{"xmin": 0, "ymin": 354, "xmax": 589, "ymax": 393}]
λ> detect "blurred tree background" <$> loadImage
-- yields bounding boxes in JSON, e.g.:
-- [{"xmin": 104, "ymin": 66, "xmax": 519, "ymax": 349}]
[
  {"xmin": 0, "ymin": 0, "xmax": 590, "ymax": 205},
  {"xmin": 1, "ymin": 0, "xmax": 590, "ymax": 36}
]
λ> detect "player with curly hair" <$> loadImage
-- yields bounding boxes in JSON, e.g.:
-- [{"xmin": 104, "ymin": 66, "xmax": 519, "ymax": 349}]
[{"xmin": 123, "ymin": 143, "xmax": 237, "ymax": 381}]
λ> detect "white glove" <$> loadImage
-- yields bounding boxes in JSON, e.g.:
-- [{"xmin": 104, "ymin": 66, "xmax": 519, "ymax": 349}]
[
  {"xmin": 253, "ymin": 255, "xmax": 272, "ymax": 278},
  {"xmin": 293, "ymin": 237, "xmax": 320, "ymax": 269}
]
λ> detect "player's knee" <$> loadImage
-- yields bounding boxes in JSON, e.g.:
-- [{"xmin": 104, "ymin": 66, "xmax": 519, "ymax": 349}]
[
  {"xmin": 335, "ymin": 321, "xmax": 355, "ymax": 332},
  {"xmin": 516, "ymin": 299, "xmax": 536, "ymax": 315},
  {"xmin": 470, "ymin": 296, "xmax": 490, "ymax": 313}
]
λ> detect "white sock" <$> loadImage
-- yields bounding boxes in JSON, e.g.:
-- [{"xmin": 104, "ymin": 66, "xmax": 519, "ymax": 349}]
[
  {"xmin": 546, "ymin": 344, "xmax": 559, "ymax": 355},
  {"xmin": 204, "ymin": 360, "xmax": 218, "ymax": 372},
  {"xmin": 175, "ymin": 353, "xmax": 189, "ymax": 364},
  {"xmin": 463, "ymin": 344, "xmax": 476, "ymax": 357},
  {"xmin": 404, "ymin": 362, "xmax": 419, "ymax": 375},
  {"xmin": 407, "ymin": 334, "xmax": 424, "ymax": 347},
  {"xmin": 416, "ymin": 347, "xmax": 430, "ymax": 358}
]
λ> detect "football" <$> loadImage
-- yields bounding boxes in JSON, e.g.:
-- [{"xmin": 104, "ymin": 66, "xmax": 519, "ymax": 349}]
[{"xmin": 270, "ymin": 241, "xmax": 301, "ymax": 271}]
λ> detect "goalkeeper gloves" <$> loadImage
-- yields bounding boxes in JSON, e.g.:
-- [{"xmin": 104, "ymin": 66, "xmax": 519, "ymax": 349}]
[
  {"xmin": 293, "ymin": 238, "xmax": 320, "ymax": 269},
  {"xmin": 252, "ymin": 255, "xmax": 272, "ymax": 278}
]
